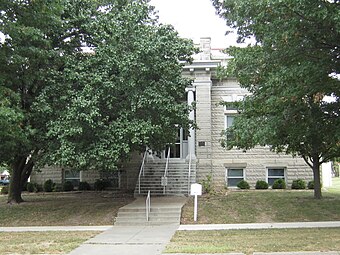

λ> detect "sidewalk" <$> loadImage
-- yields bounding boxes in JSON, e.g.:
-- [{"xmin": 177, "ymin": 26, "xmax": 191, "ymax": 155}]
[
  {"xmin": 179, "ymin": 221, "xmax": 340, "ymax": 230},
  {"xmin": 0, "ymin": 226, "xmax": 112, "ymax": 232},
  {"xmin": 2, "ymin": 221, "xmax": 340, "ymax": 255},
  {"xmin": 68, "ymin": 224, "xmax": 179, "ymax": 255}
]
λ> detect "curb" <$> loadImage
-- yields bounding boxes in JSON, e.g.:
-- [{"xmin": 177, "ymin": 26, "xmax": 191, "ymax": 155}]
[
  {"xmin": 0, "ymin": 226, "xmax": 112, "ymax": 232},
  {"xmin": 178, "ymin": 221, "xmax": 340, "ymax": 231}
]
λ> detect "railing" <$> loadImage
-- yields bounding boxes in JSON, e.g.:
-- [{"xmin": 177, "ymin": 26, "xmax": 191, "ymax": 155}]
[
  {"xmin": 162, "ymin": 147, "xmax": 171, "ymax": 194},
  {"xmin": 188, "ymin": 153, "xmax": 192, "ymax": 195},
  {"xmin": 138, "ymin": 150, "xmax": 148, "ymax": 194},
  {"xmin": 146, "ymin": 190, "xmax": 151, "ymax": 221}
]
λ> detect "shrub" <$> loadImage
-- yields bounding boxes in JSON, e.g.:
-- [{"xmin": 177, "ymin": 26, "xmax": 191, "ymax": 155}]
[
  {"xmin": 307, "ymin": 180, "xmax": 322, "ymax": 189},
  {"xmin": 0, "ymin": 186, "xmax": 9, "ymax": 195},
  {"xmin": 52, "ymin": 183, "xmax": 63, "ymax": 192},
  {"xmin": 34, "ymin": 183, "xmax": 42, "ymax": 192},
  {"xmin": 63, "ymin": 181, "xmax": 74, "ymax": 192},
  {"xmin": 27, "ymin": 182, "xmax": 41, "ymax": 192},
  {"xmin": 94, "ymin": 179, "xmax": 110, "ymax": 191},
  {"xmin": 291, "ymin": 179, "xmax": 306, "ymax": 189},
  {"xmin": 26, "ymin": 182, "xmax": 35, "ymax": 192},
  {"xmin": 255, "ymin": 180, "xmax": 269, "ymax": 189},
  {"xmin": 237, "ymin": 180, "xmax": 250, "ymax": 189},
  {"xmin": 78, "ymin": 181, "xmax": 91, "ymax": 191},
  {"xmin": 200, "ymin": 174, "xmax": 214, "ymax": 194},
  {"xmin": 272, "ymin": 179, "xmax": 286, "ymax": 189},
  {"xmin": 43, "ymin": 179, "xmax": 54, "ymax": 192}
]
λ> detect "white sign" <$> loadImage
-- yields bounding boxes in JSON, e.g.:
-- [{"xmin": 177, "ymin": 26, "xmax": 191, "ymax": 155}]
[
  {"xmin": 190, "ymin": 183, "xmax": 202, "ymax": 222},
  {"xmin": 190, "ymin": 183, "xmax": 202, "ymax": 196}
]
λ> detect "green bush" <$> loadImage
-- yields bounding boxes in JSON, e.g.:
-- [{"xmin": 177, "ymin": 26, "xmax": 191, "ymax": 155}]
[
  {"xmin": 26, "ymin": 182, "xmax": 35, "ymax": 192},
  {"xmin": 27, "ymin": 182, "xmax": 41, "ymax": 193},
  {"xmin": 272, "ymin": 179, "xmax": 286, "ymax": 189},
  {"xmin": 78, "ymin": 181, "xmax": 91, "ymax": 191},
  {"xmin": 52, "ymin": 183, "xmax": 63, "ymax": 192},
  {"xmin": 200, "ymin": 174, "xmax": 214, "ymax": 194},
  {"xmin": 0, "ymin": 186, "xmax": 9, "ymax": 195},
  {"xmin": 43, "ymin": 179, "xmax": 54, "ymax": 192},
  {"xmin": 34, "ymin": 183, "xmax": 42, "ymax": 192},
  {"xmin": 307, "ymin": 180, "xmax": 322, "ymax": 189},
  {"xmin": 291, "ymin": 179, "xmax": 306, "ymax": 189},
  {"xmin": 255, "ymin": 180, "xmax": 269, "ymax": 189},
  {"xmin": 237, "ymin": 180, "xmax": 250, "ymax": 189},
  {"xmin": 63, "ymin": 181, "xmax": 74, "ymax": 192},
  {"xmin": 94, "ymin": 179, "xmax": 110, "ymax": 191}
]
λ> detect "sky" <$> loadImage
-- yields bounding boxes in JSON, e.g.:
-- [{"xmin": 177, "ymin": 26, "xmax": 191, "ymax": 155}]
[
  {"xmin": 149, "ymin": 0, "xmax": 239, "ymax": 49},
  {"xmin": 0, "ymin": 1, "xmax": 237, "ymax": 48}
]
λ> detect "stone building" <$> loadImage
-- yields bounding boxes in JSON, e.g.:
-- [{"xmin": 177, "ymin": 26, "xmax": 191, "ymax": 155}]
[{"xmin": 30, "ymin": 38, "xmax": 314, "ymax": 193}]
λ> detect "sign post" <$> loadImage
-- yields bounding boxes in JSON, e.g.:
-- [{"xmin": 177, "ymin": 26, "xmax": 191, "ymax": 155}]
[{"xmin": 190, "ymin": 183, "xmax": 202, "ymax": 222}]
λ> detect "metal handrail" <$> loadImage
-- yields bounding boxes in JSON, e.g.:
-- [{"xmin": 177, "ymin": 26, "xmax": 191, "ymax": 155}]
[
  {"xmin": 188, "ymin": 153, "xmax": 192, "ymax": 195},
  {"xmin": 138, "ymin": 150, "xmax": 148, "ymax": 194},
  {"xmin": 146, "ymin": 190, "xmax": 151, "ymax": 221},
  {"xmin": 163, "ymin": 147, "xmax": 171, "ymax": 194}
]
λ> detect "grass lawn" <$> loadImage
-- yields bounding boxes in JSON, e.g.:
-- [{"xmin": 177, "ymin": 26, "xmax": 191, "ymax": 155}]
[
  {"xmin": 165, "ymin": 228, "xmax": 340, "ymax": 255},
  {"xmin": 167, "ymin": 178, "xmax": 340, "ymax": 254},
  {"xmin": 0, "ymin": 231, "xmax": 100, "ymax": 254},
  {"xmin": 181, "ymin": 179, "xmax": 340, "ymax": 224},
  {"xmin": 0, "ymin": 191, "xmax": 134, "ymax": 226}
]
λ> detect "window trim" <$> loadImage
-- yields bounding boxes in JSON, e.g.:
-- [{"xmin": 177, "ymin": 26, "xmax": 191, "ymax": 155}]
[
  {"xmin": 225, "ymin": 168, "xmax": 245, "ymax": 187},
  {"xmin": 266, "ymin": 167, "xmax": 286, "ymax": 186}
]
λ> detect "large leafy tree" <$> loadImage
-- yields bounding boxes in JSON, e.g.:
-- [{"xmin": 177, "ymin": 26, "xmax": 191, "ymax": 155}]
[
  {"xmin": 0, "ymin": 0, "xmax": 195, "ymax": 203},
  {"xmin": 213, "ymin": 0, "xmax": 340, "ymax": 199}
]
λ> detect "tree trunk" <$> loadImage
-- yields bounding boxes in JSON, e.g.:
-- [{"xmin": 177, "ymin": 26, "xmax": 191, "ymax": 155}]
[
  {"xmin": 312, "ymin": 157, "xmax": 322, "ymax": 199},
  {"xmin": 20, "ymin": 160, "xmax": 34, "ymax": 191},
  {"xmin": 7, "ymin": 156, "xmax": 27, "ymax": 204}
]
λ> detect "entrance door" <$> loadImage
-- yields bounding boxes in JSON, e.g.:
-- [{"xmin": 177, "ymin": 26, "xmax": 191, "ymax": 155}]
[{"xmin": 166, "ymin": 128, "xmax": 188, "ymax": 159}]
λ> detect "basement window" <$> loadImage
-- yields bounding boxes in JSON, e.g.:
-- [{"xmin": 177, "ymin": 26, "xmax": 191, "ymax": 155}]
[{"xmin": 226, "ymin": 168, "xmax": 245, "ymax": 187}]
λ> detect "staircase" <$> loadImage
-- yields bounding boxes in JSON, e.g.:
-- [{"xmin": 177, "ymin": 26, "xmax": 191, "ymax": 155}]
[
  {"xmin": 114, "ymin": 196, "xmax": 187, "ymax": 226},
  {"xmin": 134, "ymin": 159, "xmax": 196, "ymax": 196}
]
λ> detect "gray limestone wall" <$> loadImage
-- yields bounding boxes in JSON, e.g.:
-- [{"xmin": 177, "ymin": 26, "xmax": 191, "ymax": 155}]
[{"xmin": 195, "ymin": 78, "xmax": 313, "ymax": 189}]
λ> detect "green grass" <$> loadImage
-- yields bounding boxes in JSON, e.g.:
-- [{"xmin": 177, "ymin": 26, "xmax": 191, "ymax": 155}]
[
  {"xmin": 181, "ymin": 179, "xmax": 340, "ymax": 224},
  {"xmin": 0, "ymin": 231, "xmax": 100, "ymax": 254},
  {"xmin": 0, "ymin": 191, "xmax": 134, "ymax": 226},
  {"xmin": 168, "ymin": 178, "xmax": 340, "ymax": 254},
  {"xmin": 165, "ymin": 228, "xmax": 340, "ymax": 255}
]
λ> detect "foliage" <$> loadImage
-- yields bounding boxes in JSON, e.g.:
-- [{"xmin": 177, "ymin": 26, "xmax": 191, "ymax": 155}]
[
  {"xmin": 43, "ymin": 179, "xmax": 54, "ymax": 192},
  {"xmin": 52, "ymin": 183, "xmax": 63, "ymax": 192},
  {"xmin": 255, "ymin": 180, "xmax": 269, "ymax": 190},
  {"xmin": 26, "ymin": 183, "xmax": 35, "ymax": 193},
  {"xmin": 308, "ymin": 180, "xmax": 315, "ymax": 190},
  {"xmin": 62, "ymin": 181, "xmax": 74, "ymax": 192},
  {"xmin": 78, "ymin": 181, "xmax": 91, "ymax": 191},
  {"xmin": 272, "ymin": 179, "xmax": 286, "ymax": 189},
  {"xmin": 200, "ymin": 174, "xmax": 214, "ymax": 194},
  {"xmin": 237, "ymin": 180, "xmax": 250, "ymax": 189},
  {"xmin": 291, "ymin": 179, "xmax": 306, "ymax": 189},
  {"xmin": 214, "ymin": 0, "xmax": 340, "ymax": 199},
  {"xmin": 1, "ymin": 186, "xmax": 9, "ymax": 195},
  {"xmin": 26, "ymin": 182, "xmax": 41, "ymax": 193},
  {"xmin": 0, "ymin": 0, "xmax": 196, "ymax": 203},
  {"xmin": 94, "ymin": 179, "xmax": 111, "ymax": 191}
]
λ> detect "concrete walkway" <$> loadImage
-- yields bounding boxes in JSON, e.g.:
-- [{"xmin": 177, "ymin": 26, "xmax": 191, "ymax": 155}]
[
  {"xmin": 68, "ymin": 196, "xmax": 188, "ymax": 255},
  {"xmin": 68, "ymin": 225, "xmax": 179, "ymax": 255}
]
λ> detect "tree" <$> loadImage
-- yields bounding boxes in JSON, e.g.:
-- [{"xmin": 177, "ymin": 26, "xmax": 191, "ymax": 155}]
[
  {"xmin": 213, "ymin": 0, "xmax": 340, "ymax": 199},
  {"xmin": 0, "ymin": 0, "xmax": 196, "ymax": 203}
]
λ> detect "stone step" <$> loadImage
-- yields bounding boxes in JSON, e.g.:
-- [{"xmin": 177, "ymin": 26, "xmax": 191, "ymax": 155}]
[{"xmin": 114, "ymin": 197, "xmax": 187, "ymax": 226}]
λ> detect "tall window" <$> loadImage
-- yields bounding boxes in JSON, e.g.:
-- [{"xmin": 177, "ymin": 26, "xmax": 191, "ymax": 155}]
[
  {"xmin": 225, "ymin": 115, "xmax": 235, "ymax": 129},
  {"xmin": 226, "ymin": 168, "xmax": 245, "ymax": 187},
  {"xmin": 267, "ymin": 168, "xmax": 285, "ymax": 186}
]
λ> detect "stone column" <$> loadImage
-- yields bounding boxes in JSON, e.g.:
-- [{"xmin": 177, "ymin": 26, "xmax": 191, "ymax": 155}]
[{"xmin": 186, "ymin": 87, "xmax": 196, "ymax": 159}]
